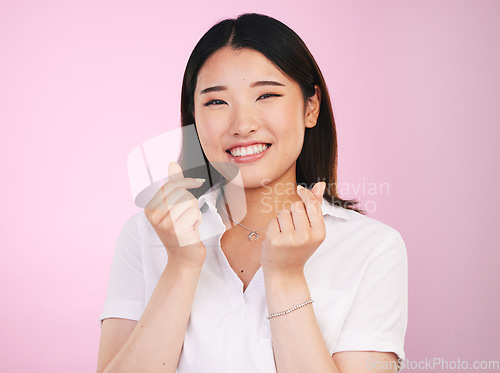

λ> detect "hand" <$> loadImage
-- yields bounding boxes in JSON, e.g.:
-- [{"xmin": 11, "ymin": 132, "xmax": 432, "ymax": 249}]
[
  {"xmin": 261, "ymin": 182, "xmax": 327, "ymax": 278},
  {"xmin": 144, "ymin": 162, "xmax": 206, "ymax": 269}
]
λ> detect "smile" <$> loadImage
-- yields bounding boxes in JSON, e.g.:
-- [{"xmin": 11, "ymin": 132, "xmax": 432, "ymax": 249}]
[
  {"xmin": 228, "ymin": 143, "xmax": 270, "ymax": 157},
  {"xmin": 226, "ymin": 143, "xmax": 272, "ymax": 163}
]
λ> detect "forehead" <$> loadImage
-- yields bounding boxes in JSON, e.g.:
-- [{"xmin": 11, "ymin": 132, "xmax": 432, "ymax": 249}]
[{"xmin": 196, "ymin": 47, "xmax": 292, "ymax": 88}]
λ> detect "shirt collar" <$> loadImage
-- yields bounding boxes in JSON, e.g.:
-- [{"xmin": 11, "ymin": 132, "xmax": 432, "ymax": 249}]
[{"xmin": 198, "ymin": 181, "xmax": 350, "ymax": 221}]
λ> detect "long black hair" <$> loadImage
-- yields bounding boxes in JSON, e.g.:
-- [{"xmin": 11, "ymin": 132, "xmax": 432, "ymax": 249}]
[{"xmin": 178, "ymin": 13, "xmax": 364, "ymax": 214}]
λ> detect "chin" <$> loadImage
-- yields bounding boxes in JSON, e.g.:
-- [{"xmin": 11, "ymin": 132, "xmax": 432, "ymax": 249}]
[{"xmin": 227, "ymin": 173, "xmax": 275, "ymax": 190}]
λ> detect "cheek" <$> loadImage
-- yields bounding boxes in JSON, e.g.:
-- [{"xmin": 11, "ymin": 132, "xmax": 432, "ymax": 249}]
[
  {"xmin": 195, "ymin": 109, "xmax": 229, "ymax": 143},
  {"xmin": 196, "ymin": 127, "xmax": 213, "ymax": 153},
  {"xmin": 267, "ymin": 96, "xmax": 304, "ymax": 122},
  {"xmin": 197, "ymin": 119, "xmax": 219, "ymax": 139},
  {"xmin": 266, "ymin": 101, "xmax": 304, "ymax": 136},
  {"xmin": 194, "ymin": 121, "xmax": 222, "ymax": 159}
]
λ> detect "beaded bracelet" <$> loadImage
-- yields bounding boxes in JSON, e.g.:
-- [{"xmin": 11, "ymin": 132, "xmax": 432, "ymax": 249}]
[{"xmin": 267, "ymin": 299, "xmax": 314, "ymax": 319}]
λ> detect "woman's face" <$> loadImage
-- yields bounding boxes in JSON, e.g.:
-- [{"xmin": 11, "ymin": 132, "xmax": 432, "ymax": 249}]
[{"xmin": 193, "ymin": 46, "xmax": 318, "ymax": 189}]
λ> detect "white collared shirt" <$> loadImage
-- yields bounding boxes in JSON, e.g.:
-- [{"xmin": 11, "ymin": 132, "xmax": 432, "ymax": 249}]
[{"xmin": 100, "ymin": 182, "xmax": 408, "ymax": 372}]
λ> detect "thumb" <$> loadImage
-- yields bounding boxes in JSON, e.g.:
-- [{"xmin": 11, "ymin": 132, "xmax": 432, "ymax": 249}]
[
  {"xmin": 311, "ymin": 182, "xmax": 326, "ymax": 201},
  {"xmin": 168, "ymin": 161, "xmax": 184, "ymax": 180}
]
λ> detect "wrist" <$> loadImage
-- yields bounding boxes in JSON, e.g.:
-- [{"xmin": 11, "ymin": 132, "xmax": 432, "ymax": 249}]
[
  {"xmin": 264, "ymin": 271, "xmax": 312, "ymax": 317},
  {"xmin": 165, "ymin": 259, "xmax": 203, "ymax": 278},
  {"xmin": 264, "ymin": 269, "xmax": 308, "ymax": 294},
  {"xmin": 262, "ymin": 267, "xmax": 305, "ymax": 284}
]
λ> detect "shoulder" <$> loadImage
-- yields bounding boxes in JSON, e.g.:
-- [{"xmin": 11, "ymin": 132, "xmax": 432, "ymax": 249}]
[
  {"xmin": 116, "ymin": 210, "xmax": 156, "ymax": 247},
  {"xmin": 110, "ymin": 211, "xmax": 149, "ymax": 263},
  {"xmin": 121, "ymin": 210, "xmax": 170, "ymax": 248},
  {"xmin": 119, "ymin": 210, "xmax": 147, "ymax": 236},
  {"xmin": 320, "ymin": 203, "xmax": 407, "ymax": 262},
  {"xmin": 326, "ymin": 203, "xmax": 402, "ymax": 241},
  {"xmin": 307, "ymin": 204, "xmax": 407, "ymax": 289}
]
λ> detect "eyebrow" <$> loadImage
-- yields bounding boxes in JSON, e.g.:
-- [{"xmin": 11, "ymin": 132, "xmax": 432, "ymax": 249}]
[{"xmin": 199, "ymin": 80, "xmax": 285, "ymax": 95}]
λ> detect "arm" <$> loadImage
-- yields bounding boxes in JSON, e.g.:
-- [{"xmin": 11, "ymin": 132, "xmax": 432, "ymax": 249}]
[
  {"xmin": 97, "ymin": 162, "xmax": 207, "ymax": 372},
  {"xmin": 97, "ymin": 263, "xmax": 202, "ymax": 373},
  {"xmin": 264, "ymin": 272, "xmax": 339, "ymax": 372},
  {"xmin": 333, "ymin": 351, "xmax": 399, "ymax": 373},
  {"xmin": 261, "ymin": 182, "xmax": 336, "ymax": 372},
  {"xmin": 265, "ymin": 273, "xmax": 399, "ymax": 373},
  {"xmin": 97, "ymin": 319, "xmax": 137, "ymax": 372},
  {"xmin": 262, "ymin": 184, "xmax": 405, "ymax": 372}
]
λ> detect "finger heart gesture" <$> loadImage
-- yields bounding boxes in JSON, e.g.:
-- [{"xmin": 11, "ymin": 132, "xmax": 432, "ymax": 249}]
[
  {"xmin": 261, "ymin": 182, "xmax": 327, "ymax": 277},
  {"xmin": 144, "ymin": 162, "xmax": 207, "ymax": 269}
]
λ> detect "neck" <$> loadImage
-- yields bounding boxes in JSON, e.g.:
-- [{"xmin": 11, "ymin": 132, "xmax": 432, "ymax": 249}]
[{"xmin": 216, "ymin": 174, "xmax": 304, "ymax": 232}]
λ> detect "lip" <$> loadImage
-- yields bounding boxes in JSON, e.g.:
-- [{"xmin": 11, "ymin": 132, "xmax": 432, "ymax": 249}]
[
  {"xmin": 225, "ymin": 141, "xmax": 271, "ymax": 151},
  {"xmin": 226, "ymin": 144, "xmax": 272, "ymax": 163}
]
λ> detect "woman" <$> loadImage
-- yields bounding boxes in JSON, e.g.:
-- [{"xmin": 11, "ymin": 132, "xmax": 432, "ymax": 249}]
[{"xmin": 97, "ymin": 13, "xmax": 407, "ymax": 373}]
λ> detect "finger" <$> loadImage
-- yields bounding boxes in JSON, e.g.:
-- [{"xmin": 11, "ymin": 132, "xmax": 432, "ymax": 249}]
[
  {"xmin": 176, "ymin": 205, "xmax": 201, "ymax": 226},
  {"xmin": 146, "ymin": 177, "xmax": 204, "ymax": 211},
  {"xmin": 162, "ymin": 177, "xmax": 205, "ymax": 197},
  {"xmin": 165, "ymin": 186, "xmax": 199, "ymax": 209},
  {"xmin": 162, "ymin": 180, "xmax": 204, "ymax": 214},
  {"xmin": 277, "ymin": 208, "xmax": 294, "ymax": 233},
  {"xmin": 266, "ymin": 216, "xmax": 281, "ymax": 236},
  {"xmin": 163, "ymin": 161, "xmax": 197, "ymax": 200},
  {"xmin": 297, "ymin": 185, "xmax": 323, "ymax": 230},
  {"xmin": 169, "ymin": 193, "xmax": 199, "ymax": 221},
  {"xmin": 193, "ymin": 210, "xmax": 203, "ymax": 230},
  {"xmin": 290, "ymin": 200, "xmax": 310, "ymax": 235},
  {"xmin": 168, "ymin": 161, "xmax": 184, "ymax": 180},
  {"xmin": 175, "ymin": 206, "xmax": 202, "ymax": 241},
  {"xmin": 311, "ymin": 181, "xmax": 326, "ymax": 201}
]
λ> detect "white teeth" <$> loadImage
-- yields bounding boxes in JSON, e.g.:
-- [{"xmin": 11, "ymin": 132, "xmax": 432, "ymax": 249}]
[{"xmin": 229, "ymin": 144, "xmax": 269, "ymax": 157}]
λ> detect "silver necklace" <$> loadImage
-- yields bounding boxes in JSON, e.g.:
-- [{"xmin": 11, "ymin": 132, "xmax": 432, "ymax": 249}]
[{"xmin": 219, "ymin": 200, "xmax": 267, "ymax": 241}]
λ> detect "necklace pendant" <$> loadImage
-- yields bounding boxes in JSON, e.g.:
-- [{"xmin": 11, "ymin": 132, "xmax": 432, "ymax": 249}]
[{"xmin": 248, "ymin": 231, "xmax": 259, "ymax": 241}]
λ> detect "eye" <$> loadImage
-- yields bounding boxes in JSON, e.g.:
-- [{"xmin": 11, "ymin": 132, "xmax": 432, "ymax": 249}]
[
  {"xmin": 257, "ymin": 93, "xmax": 282, "ymax": 100},
  {"xmin": 204, "ymin": 99, "xmax": 227, "ymax": 107}
]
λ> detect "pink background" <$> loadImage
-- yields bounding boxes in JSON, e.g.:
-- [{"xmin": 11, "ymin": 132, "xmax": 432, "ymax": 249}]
[{"xmin": 1, "ymin": 1, "xmax": 499, "ymax": 371}]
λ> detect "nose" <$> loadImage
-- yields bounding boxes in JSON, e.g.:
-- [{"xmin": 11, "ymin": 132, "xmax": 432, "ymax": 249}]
[{"xmin": 229, "ymin": 104, "xmax": 259, "ymax": 136}]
